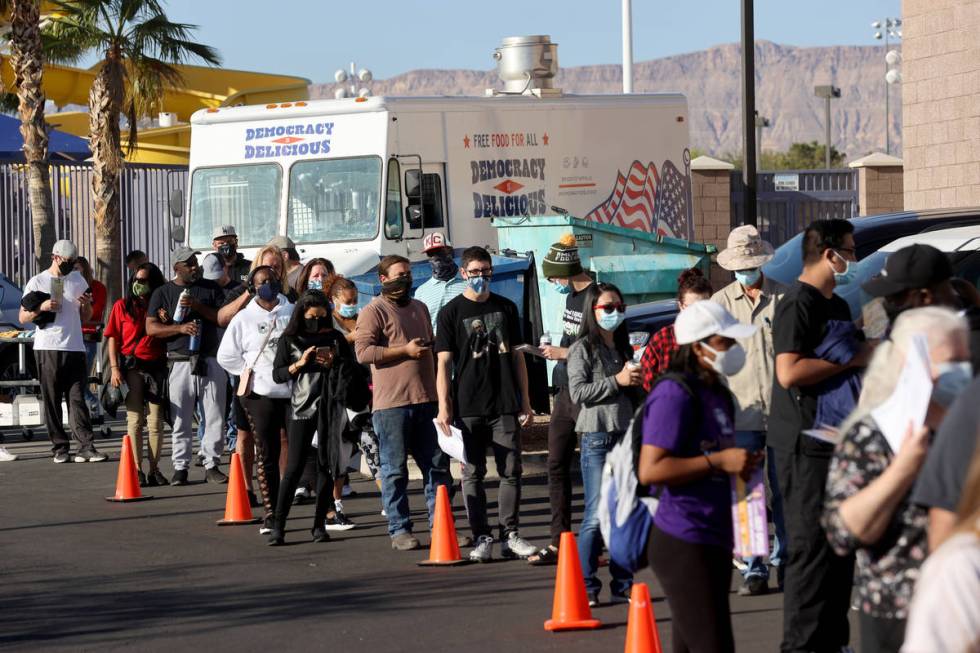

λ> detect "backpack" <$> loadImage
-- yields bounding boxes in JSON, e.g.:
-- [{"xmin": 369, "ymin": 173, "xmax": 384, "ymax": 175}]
[{"xmin": 598, "ymin": 372, "xmax": 732, "ymax": 573}]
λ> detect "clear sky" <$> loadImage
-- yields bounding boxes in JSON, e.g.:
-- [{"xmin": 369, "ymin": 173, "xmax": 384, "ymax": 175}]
[{"xmin": 84, "ymin": 0, "xmax": 902, "ymax": 82}]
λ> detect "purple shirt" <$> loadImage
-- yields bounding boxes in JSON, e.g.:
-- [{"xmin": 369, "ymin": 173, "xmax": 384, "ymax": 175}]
[{"xmin": 642, "ymin": 377, "xmax": 736, "ymax": 548}]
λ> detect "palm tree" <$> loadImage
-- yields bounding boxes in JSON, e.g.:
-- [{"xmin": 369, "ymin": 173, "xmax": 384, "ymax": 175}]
[
  {"xmin": 6, "ymin": 0, "xmax": 58, "ymax": 271},
  {"xmin": 47, "ymin": 0, "xmax": 219, "ymax": 297}
]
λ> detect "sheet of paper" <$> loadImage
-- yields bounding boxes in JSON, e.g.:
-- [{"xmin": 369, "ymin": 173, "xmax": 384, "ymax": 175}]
[
  {"xmin": 433, "ymin": 419, "xmax": 467, "ymax": 464},
  {"xmin": 730, "ymin": 466, "xmax": 769, "ymax": 558},
  {"xmin": 802, "ymin": 425, "xmax": 844, "ymax": 446},
  {"xmin": 870, "ymin": 334, "xmax": 933, "ymax": 454},
  {"xmin": 515, "ymin": 343, "xmax": 547, "ymax": 358}
]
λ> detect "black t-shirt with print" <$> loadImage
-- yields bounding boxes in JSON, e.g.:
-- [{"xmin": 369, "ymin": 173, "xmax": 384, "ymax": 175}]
[
  {"xmin": 147, "ymin": 279, "xmax": 223, "ymax": 357},
  {"xmin": 767, "ymin": 281, "xmax": 853, "ymax": 452},
  {"xmin": 552, "ymin": 282, "xmax": 594, "ymax": 389},
  {"xmin": 435, "ymin": 292, "xmax": 522, "ymax": 418}
]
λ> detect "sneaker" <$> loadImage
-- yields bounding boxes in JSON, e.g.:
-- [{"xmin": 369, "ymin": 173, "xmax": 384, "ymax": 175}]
[
  {"xmin": 259, "ymin": 516, "xmax": 274, "ymax": 535},
  {"xmin": 0, "ymin": 446, "xmax": 18, "ymax": 462},
  {"xmin": 324, "ymin": 512, "xmax": 355, "ymax": 531},
  {"xmin": 469, "ymin": 535, "xmax": 494, "ymax": 563},
  {"xmin": 74, "ymin": 448, "xmax": 107, "ymax": 463},
  {"xmin": 341, "ymin": 484, "xmax": 356, "ymax": 497},
  {"xmin": 312, "ymin": 526, "xmax": 330, "ymax": 543},
  {"xmin": 149, "ymin": 469, "xmax": 169, "ymax": 486},
  {"xmin": 137, "ymin": 470, "xmax": 148, "ymax": 487},
  {"xmin": 501, "ymin": 532, "xmax": 537, "ymax": 559},
  {"xmin": 53, "ymin": 451, "xmax": 70, "ymax": 464},
  {"xmin": 587, "ymin": 592, "xmax": 600, "ymax": 608},
  {"xmin": 738, "ymin": 576, "xmax": 769, "ymax": 596},
  {"xmin": 610, "ymin": 591, "xmax": 631, "ymax": 605},
  {"xmin": 293, "ymin": 486, "xmax": 312, "ymax": 505},
  {"xmin": 267, "ymin": 528, "xmax": 285, "ymax": 546},
  {"xmin": 458, "ymin": 534, "xmax": 473, "ymax": 548},
  {"xmin": 170, "ymin": 469, "xmax": 189, "ymax": 486},
  {"xmin": 391, "ymin": 532, "xmax": 421, "ymax": 551},
  {"xmin": 248, "ymin": 490, "xmax": 261, "ymax": 508},
  {"xmin": 195, "ymin": 457, "xmax": 205, "ymax": 468},
  {"xmin": 205, "ymin": 467, "xmax": 228, "ymax": 484},
  {"xmin": 380, "ymin": 507, "xmax": 387, "ymax": 517}
]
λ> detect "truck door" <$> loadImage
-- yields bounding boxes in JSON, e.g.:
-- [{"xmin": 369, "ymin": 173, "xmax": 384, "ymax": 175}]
[{"xmin": 397, "ymin": 157, "xmax": 448, "ymax": 258}]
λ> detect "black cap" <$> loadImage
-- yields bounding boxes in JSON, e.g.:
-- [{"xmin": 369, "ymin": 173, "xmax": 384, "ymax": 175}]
[{"xmin": 862, "ymin": 244, "xmax": 953, "ymax": 297}]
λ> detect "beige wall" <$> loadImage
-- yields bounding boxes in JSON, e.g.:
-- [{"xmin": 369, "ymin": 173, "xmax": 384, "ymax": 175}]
[
  {"xmin": 902, "ymin": 0, "xmax": 980, "ymax": 209},
  {"xmin": 691, "ymin": 168, "xmax": 734, "ymax": 290},
  {"xmin": 857, "ymin": 166, "xmax": 905, "ymax": 216}
]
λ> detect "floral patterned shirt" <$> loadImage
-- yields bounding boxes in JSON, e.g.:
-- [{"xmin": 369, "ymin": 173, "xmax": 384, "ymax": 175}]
[{"xmin": 821, "ymin": 416, "xmax": 929, "ymax": 619}]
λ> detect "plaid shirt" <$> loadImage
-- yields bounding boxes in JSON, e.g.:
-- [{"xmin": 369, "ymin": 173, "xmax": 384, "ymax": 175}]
[{"xmin": 641, "ymin": 324, "xmax": 678, "ymax": 393}]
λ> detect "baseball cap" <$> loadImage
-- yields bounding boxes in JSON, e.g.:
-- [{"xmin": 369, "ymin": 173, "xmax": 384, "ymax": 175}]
[
  {"xmin": 674, "ymin": 300, "xmax": 757, "ymax": 345},
  {"xmin": 200, "ymin": 253, "xmax": 225, "ymax": 280},
  {"xmin": 52, "ymin": 240, "xmax": 78, "ymax": 260},
  {"xmin": 170, "ymin": 246, "xmax": 200, "ymax": 269},
  {"xmin": 266, "ymin": 235, "xmax": 296, "ymax": 250},
  {"xmin": 212, "ymin": 224, "xmax": 237, "ymax": 240},
  {"xmin": 862, "ymin": 244, "xmax": 953, "ymax": 297},
  {"xmin": 422, "ymin": 232, "xmax": 452, "ymax": 254}
]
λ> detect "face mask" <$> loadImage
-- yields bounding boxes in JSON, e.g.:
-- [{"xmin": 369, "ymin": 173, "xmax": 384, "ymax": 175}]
[
  {"xmin": 553, "ymin": 280, "xmax": 571, "ymax": 295},
  {"xmin": 132, "ymin": 281, "xmax": 150, "ymax": 298},
  {"xmin": 304, "ymin": 316, "xmax": 327, "ymax": 333},
  {"xmin": 735, "ymin": 268, "xmax": 762, "ymax": 287},
  {"xmin": 256, "ymin": 281, "xmax": 280, "ymax": 302},
  {"xmin": 308, "ymin": 278, "xmax": 323, "ymax": 291},
  {"xmin": 932, "ymin": 361, "xmax": 973, "ymax": 408},
  {"xmin": 700, "ymin": 342, "xmax": 747, "ymax": 376},
  {"xmin": 338, "ymin": 303, "xmax": 358, "ymax": 318},
  {"xmin": 57, "ymin": 260, "xmax": 74, "ymax": 275},
  {"xmin": 381, "ymin": 276, "xmax": 412, "ymax": 305},
  {"xmin": 467, "ymin": 275, "xmax": 489, "ymax": 295},
  {"xmin": 218, "ymin": 243, "xmax": 235, "ymax": 259},
  {"xmin": 596, "ymin": 310, "xmax": 625, "ymax": 331},
  {"xmin": 430, "ymin": 254, "xmax": 458, "ymax": 282},
  {"xmin": 830, "ymin": 251, "xmax": 856, "ymax": 286}
]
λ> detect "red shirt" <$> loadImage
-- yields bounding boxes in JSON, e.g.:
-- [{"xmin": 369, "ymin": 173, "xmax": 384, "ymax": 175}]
[
  {"xmin": 103, "ymin": 299, "xmax": 164, "ymax": 361},
  {"xmin": 640, "ymin": 324, "xmax": 678, "ymax": 393},
  {"xmin": 82, "ymin": 280, "xmax": 107, "ymax": 336}
]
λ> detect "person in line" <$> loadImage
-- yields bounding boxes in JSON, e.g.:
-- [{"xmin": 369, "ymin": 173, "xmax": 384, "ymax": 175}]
[
  {"xmin": 567, "ymin": 282, "xmax": 643, "ymax": 604},
  {"xmin": 712, "ymin": 225, "xmax": 788, "ymax": 595},
  {"xmin": 74, "ymin": 256, "xmax": 107, "ymax": 420},
  {"xmin": 769, "ymin": 219, "xmax": 873, "ymax": 653},
  {"xmin": 295, "ymin": 257, "xmax": 335, "ymax": 294},
  {"xmin": 637, "ymin": 300, "xmax": 761, "ymax": 653},
  {"xmin": 267, "ymin": 235, "xmax": 303, "ymax": 291},
  {"xmin": 821, "ymin": 307, "xmax": 970, "ymax": 653},
  {"xmin": 413, "ymin": 232, "xmax": 467, "ymax": 334},
  {"xmin": 104, "ymin": 262, "xmax": 168, "ymax": 486},
  {"xmin": 901, "ymin": 438, "xmax": 980, "ymax": 653},
  {"xmin": 270, "ymin": 290, "xmax": 369, "ymax": 545},
  {"xmin": 435, "ymin": 246, "xmax": 536, "ymax": 562},
  {"xmin": 19, "ymin": 239, "xmax": 104, "ymax": 463},
  {"xmin": 212, "ymin": 224, "xmax": 251, "ymax": 283},
  {"xmin": 354, "ymin": 255, "xmax": 453, "ymax": 551},
  {"xmin": 528, "ymin": 234, "xmax": 595, "ymax": 565},
  {"xmin": 640, "ymin": 268, "xmax": 713, "ymax": 392},
  {"xmin": 218, "ymin": 266, "xmax": 294, "ymax": 535},
  {"xmin": 217, "ymin": 244, "xmax": 298, "ymax": 327},
  {"xmin": 146, "ymin": 247, "xmax": 228, "ymax": 486},
  {"xmin": 125, "ymin": 249, "xmax": 149, "ymax": 275}
]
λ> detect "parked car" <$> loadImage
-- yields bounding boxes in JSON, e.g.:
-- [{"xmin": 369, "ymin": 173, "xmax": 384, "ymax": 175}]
[{"xmin": 626, "ymin": 208, "xmax": 980, "ymax": 334}]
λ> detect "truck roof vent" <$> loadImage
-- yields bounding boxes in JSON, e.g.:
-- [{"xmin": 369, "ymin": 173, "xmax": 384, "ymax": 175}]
[{"xmin": 487, "ymin": 35, "xmax": 561, "ymax": 98}]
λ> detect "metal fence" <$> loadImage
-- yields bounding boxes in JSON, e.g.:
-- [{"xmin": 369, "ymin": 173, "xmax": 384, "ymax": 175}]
[
  {"xmin": 730, "ymin": 169, "xmax": 859, "ymax": 248},
  {"xmin": 0, "ymin": 162, "xmax": 187, "ymax": 287}
]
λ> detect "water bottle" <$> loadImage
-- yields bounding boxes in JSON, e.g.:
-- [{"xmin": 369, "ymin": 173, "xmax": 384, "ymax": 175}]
[
  {"xmin": 173, "ymin": 288, "xmax": 191, "ymax": 323},
  {"xmin": 539, "ymin": 333, "xmax": 552, "ymax": 347},
  {"xmin": 627, "ymin": 349, "xmax": 642, "ymax": 370},
  {"xmin": 188, "ymin": 319, "xmax": 202, "ymax": 353}
]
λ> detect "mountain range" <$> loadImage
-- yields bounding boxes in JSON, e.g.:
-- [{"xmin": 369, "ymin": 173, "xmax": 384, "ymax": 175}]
[{"xmin": 310, "ymin": 40, "xmax": 902, "ymax": 162}]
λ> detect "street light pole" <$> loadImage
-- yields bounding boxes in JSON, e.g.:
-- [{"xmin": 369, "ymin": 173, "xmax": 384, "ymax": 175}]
[
  {"xmin": 814, "ymin": 85, "xmax": 841, "ymax": 169},
  {"xmin": 873, "ymin": 18, "xmax": 902, "ymax": 155},
  {"xmin": 741, "ymin": 0, "xmax": 757, "ymax": 226},
  {"xmin": 755, "ymin": 112, "xmax": 770, "ymax": 172},
  {"xmin": 622, "ymin": 0, "xmax": 633, "ymax": 93}
]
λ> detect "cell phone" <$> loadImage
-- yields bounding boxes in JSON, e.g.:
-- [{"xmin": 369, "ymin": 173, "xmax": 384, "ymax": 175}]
[
  {"xmin": 316, "ymin": 345, "xmax": 336, "ymax": 358},
  {"xmin": 418, "ymin": 339, "xmax": 434, "ymax": 348}
]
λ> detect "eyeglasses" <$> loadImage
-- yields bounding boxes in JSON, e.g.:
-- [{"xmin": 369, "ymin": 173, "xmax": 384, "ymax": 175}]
[
  {"xmin": 595, "ymin": 302, "xmax": 627, "ymax": 314},
  {"xmin": 465, "ymin": 268, "xmax": 493, "ymax": 278}
]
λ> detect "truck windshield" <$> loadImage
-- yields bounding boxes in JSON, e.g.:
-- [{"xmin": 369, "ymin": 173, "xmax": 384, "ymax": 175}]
[
  {"xmin": 187, "ymin": 164, "xmax": 282, "ymax": 249},
  {"xmin": 287, "ymin": 156, "xmax": 382, "ymax": 244}
]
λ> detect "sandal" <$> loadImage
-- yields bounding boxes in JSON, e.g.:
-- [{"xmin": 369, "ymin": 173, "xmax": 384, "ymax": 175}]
[{"xmin": 527, "ymin": 545, "xmax": 559, "ymax": 566}]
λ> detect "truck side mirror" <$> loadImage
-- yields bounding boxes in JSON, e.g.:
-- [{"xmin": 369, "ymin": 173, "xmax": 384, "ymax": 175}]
[
  {"xmin": 169, "ymin": 189, "xmax": 185, "ymax": 243},
  {"xmin": 406, "ymin": 205, "xmax": 422, "ymax": 229}
]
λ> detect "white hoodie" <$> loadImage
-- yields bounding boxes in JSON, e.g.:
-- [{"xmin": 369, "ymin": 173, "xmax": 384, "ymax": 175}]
[{"xmin": 217, "ymin": 294, "xmax": 293, "ymax": 399}]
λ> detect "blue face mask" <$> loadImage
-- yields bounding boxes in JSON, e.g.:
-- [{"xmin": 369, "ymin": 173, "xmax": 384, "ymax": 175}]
[
  {"xmin": 308, "ymin": 278, "xmax": 323, "ymax": 291},
  {"xmin": 932, "ymin": 361, "xmax": 973, "ymax": 407},
  {"xmin": 735, "ymin": 268, "xmax": 762, "ymax": 287},
  {"xmin": 596, "ymin": 310, "xmax": 625, "ymax": 332},
  {"xmin": 337, "ymin": 303, "xmax": 358, "ymax": 319},
  {"xmin": 831, "ymin": 251, "xmax": 857, "ymax": 286},
  {"xmin": 553, "ymin": 280, "xmax": 571, "ymax": 295},
  {"xmin": 467, "ymin": 275, "xmax": 489, "ymax": 295},
  {"xmin": 256, "ymin": 281, "xmax": 280, "ymax": 301}
]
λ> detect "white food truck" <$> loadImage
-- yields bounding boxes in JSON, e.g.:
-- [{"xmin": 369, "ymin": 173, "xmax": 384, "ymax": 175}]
[{"xmin": 174, "ymin": 36, "xmax": 694, "ymax": 275}]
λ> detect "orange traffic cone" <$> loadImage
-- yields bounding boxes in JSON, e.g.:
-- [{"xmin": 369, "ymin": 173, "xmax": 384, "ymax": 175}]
[
  {"xmin": 624, "ymin": 583, "xmax": 663, "ymax": 653},
  {"xmin": 106, "ymin": 435, "xmax": 152, "ymax": 502},
  {"xmin": 216, "ymin": 452, "xmax": 261, "ymax": 525},
  {"xmin": 418, "ymin": 484, "xmax": 470, "ymax": 566},
  {"xmin": 544, "ymin": 531, "xmax": 602, "ymax": 631}
]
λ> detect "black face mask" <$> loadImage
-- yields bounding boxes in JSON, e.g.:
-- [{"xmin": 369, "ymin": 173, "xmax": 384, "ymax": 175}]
[
  {"xmin": 429, "ymin": 254, "xmax": 458, "ymax": 282},
  {"xmin": 218, "ymin": 243, "xmax": 235, "ymax": 259},
  {"xmin": 381, "ymin": 276, "xmax": 413, "ymax": 306},
  {"xmin": 57, "ymin": 260, "xmax": 74, "ymax": 275},
  {"xmin": 304, "ymin": 316, "xmax": 328, "ymax": 333}
]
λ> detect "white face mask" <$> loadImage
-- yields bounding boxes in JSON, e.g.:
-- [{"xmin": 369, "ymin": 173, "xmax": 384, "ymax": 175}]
[{"xmin": 699, "ymin": 342, "xmax": 747, "ymax": 377}]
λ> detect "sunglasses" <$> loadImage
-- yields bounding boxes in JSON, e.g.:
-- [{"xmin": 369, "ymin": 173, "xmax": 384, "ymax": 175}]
[{"xmin": 595, "ymin": 302, "xmax": 627, "ymax": 314}]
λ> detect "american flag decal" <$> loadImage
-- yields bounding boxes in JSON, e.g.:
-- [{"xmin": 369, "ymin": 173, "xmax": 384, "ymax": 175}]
[{"xmin": 584, "ymin": 154, "xmax": 692, "ymax": 239}]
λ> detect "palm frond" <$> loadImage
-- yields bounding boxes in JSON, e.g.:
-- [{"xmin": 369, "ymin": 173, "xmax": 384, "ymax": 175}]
[{"xmin": 128, "ymin": 13, "xmax": 221, "ymax": 66}]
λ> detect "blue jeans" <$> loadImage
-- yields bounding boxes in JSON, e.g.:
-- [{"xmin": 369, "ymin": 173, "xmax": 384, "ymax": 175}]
[
  {"xmin": 373, "ymin": 402, "xmax": 452, "ymax": 537},
  {"xmin": 735, "ymin": 430, "xmax": 786, "ymax": 579},
  {"xmin": 578, "ymin": 431, "xmax": 632, "ymax": 597}
]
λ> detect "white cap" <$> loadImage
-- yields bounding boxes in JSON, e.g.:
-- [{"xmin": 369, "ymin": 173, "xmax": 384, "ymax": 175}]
[
  {"xmin": 674, "ymin": 300, "xmax": 757, "ymax": 345},
  {"xmin": 212, "ymin": 224, "xmax": 237, "ymax": 239},
  {"xmin": 52, "ymin": 239, "xmax": 77, "ymax": 260},
  {"xmin": 422, "ymin": 232, "xmax": 452, "ymax": 253}
]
